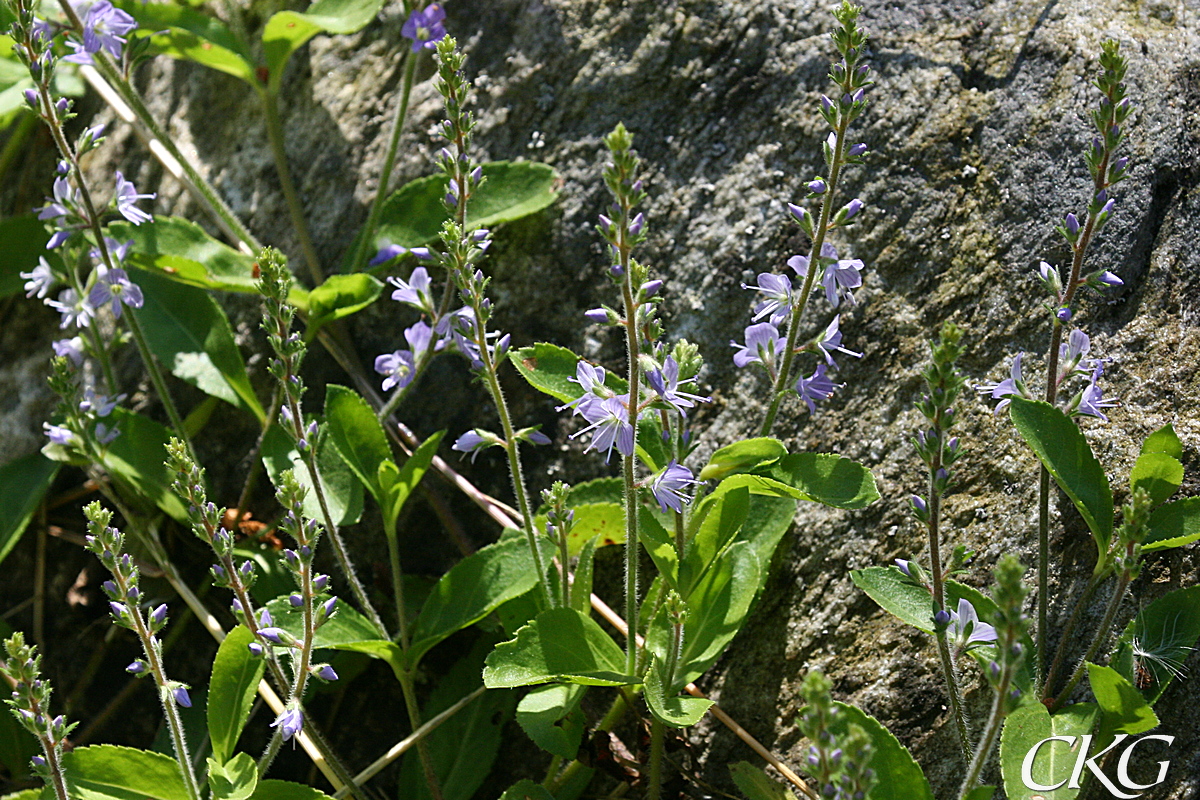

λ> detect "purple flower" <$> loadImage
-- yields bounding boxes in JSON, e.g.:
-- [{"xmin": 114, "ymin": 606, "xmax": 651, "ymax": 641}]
[
  {"xmin": 52, "ymin": 336, "xmax": 85, "ymax": 365},
  {"xmin": 646, "ymin": 356, "xmax": 709, "ymax": 417},
  {"xmin": 113, "ymin": 172, "xmax": 155, "ymax": 224},
  {"xmin": 452, "ymin": 430, "xmax": 494, "ymax": 462},
  {"xmin": 731, "ymin": 322, "xmax": 783, "ymax": 370},
  {"xmin": 947, "ymin": 598, "xmax": 997, "ymax": 651},
  {"xmin": 272, "ymin": 707, "xmax": 303, "ymax": 741},
  {"xmin": 840, "ymin": 198, "xmax": 864, "ymax": 221},
  {"xmin": 63, "ymin": 0, "xmax": 135, "ymax": 64},
  {"xmin": 125, "ymin": 660, "xmax": 148, "ymax": 676},
  {"xmin": 807, "ymin": 179, "xmax": 827, "ymax": 194},
  {"xmin": 584, "ymin": 308, "xmax": 612, "ymax": 324},
  {"xmin": 847, "ymin": 143, "xmax": 868, "ymax": 157},
  {"xmin": 400, "ymin": 4, "xmax": 446, "ymax": 53},
  {"xmin": 1060, "ymin": 329, "xmax": 1090, "ymax": 368},
  {"xmin": 80, "ymin": 387, "xmax": 123, "ymax": 417},
  {"xmin": 786, "ymin": 242, "xmax": 838, "ymax": 278},
  {"xmin": 88, "ymin": 264, "xmax": 143, "ymax": 318},
  {"xmin": 436, "ymin": 307, "xmax": 484, "ymax": 367},
  {"xmin": 258, "ymin": 627, "xmax": 289, "ymax": 645},
  {"xmin": 248, "ymin": 642, "xmax": 264, "ymax": 657},
  {"xmin": 47, "ymin": 288, "xmax": 94, "ymax": 329},
  {"xmin": 651, "ymin": 461, "xmax": 701, "ymax": 513},
  {"xmin": 1096, "ymin": 271, "xmax": 1123, "ymax": 287},
  {"xmin": 794, "ymin": 363, "xmax": 842, "ymax": 413},
  {"xmin": 370, "ymin": 243, "xmax": 409, "ymax": 266},
  {"xmin": 374, "ymin": 350, "xmax": 415, "ymax": 392},
  {"xmin": 405, "ymin": 320, "xmax": 435, "ymax": 360},
  {"xmin": 894, "ymin": 559, "xmax": 913, "ymax": 578},
  {"xmin": 388, "ymin": 267, "xmax": 435, "ymax": 314},
  {"xmin": 559, "ymin": 361, "xmax": 610, "ymax": 416},
  {"xmin": 38, "ymin": 175, "xmax": 76, "ymax": 228},
  {"xmin": 976, "ymin": 353, "xmax": 1026, "ymax": 414},
  {"xmin": 149, "ymin": 604, "xmax": 168, "ymax": 627},
  {"xmin": 316, "ymin": 664, "xmax": 338, "ymax": 681},
  {"xmin": 1077, "ymin": 361, "xmax": 1118, "ymax": 422},
  {"xmin": 743, "ymin": 272, "xmax": 792, "ymax": 325},
  {"xmin": 21, "ymin": 258, "xmax": 56, "ymax": 299},
  {"xmin": 1064, "ymin": 213, "xmax": 1080, "ymax": 235},
  {"xmin": 822, "ymin": 256, "xmax": 865, "ymax": 307},
  {"xmin": 173, "ymin": 686, "xmax": 192, "ymax": 708},
  {"xmin": 571, "ymin": 395, "xmax": 634, "ymax": 463},
  {"xmin": 814, "ymin": 315, "xmax": 862, "ymax": 367}
]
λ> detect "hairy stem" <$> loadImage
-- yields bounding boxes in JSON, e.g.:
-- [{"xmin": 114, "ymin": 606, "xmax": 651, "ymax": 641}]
[
  {"xmin": 1042, "ymin": 572, "xmax": 1104, "ymax": 699},
  {"xmin": 1049, "ymin": 571, "xmax": 1130, "ymax": 712}
]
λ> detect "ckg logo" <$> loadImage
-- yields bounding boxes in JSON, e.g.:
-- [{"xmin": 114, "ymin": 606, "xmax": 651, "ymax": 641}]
[{"xmin": 1021, "ymin": 734, "xmax": 1173, "ymax": 799}]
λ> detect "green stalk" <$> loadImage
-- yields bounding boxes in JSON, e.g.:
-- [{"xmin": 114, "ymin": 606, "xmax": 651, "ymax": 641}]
[
  {"xmin": 647, "ymin": 719, "xmax": 667, "ymax": 800},
  {"xmin": 1048, "ymin": 570, "xmax": 1130, "ymax": 713},
  {"xmin": 619, "ymin": 275, "xmax": 641, "ymax": 676},
  {"xmin": 759, "ymin": 114, "xmax": 849, "ymax": 436},
  {"xmin": 957, "ymin": 651, "xmax": 1014, "ymax": 798},
  {"xmin": 1042, "ymin": 571, "xmax": 1105, "ymax": 699},
  {"xmin": 259, "ymin": 88, "xmax": 325, "ymax": 285},
  {"xmin": 350, "ymin": 51, "xmax": 419, "ymax": 272}
]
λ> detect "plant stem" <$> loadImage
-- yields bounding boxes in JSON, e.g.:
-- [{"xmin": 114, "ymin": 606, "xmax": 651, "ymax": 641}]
[
  {"xmin": 935, "ymin": 631, "xmax": 972, "ymax": 758},
  {"xmin": 350, "ymin": 51, "xmax": 419, "ymax": 272},
  {"xmin": 1049, "ymin": 571, "xmax": 1130, "ymax": 712},
  {"xmin": 38, "ymin": 734, "xmax": 70, "ymax": 800},
  {"xmin": 1042, "ymin": 571, "xmax": 1104, "ymax": 699},
  {"xmin": 620, "ymin": 276, "xmax": 641, "ymax": 676},
  {"xmin": 260, "ymin": 88, "xmax": 324, "ymax": 285},
  {"xmin": 759, "ymin": 114, "xmax": 849, "ymax": 437},
  {"xmin": 397, "ymin": 669, "xmax": 445, "ymax": 800},
  {"xmin": 957, "ymin": 627, "xmax": 1019, "ymax": 799},
  {"xmin": 647, "ymin": 718, "xmax": 667, "ymax": 800}
]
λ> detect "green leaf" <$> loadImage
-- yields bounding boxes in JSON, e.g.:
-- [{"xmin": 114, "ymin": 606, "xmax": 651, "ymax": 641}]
[
  {"xmin": 483, "ymin": 607, "xmax": 635, "ymax": 688},
  {"xmin": 699, "ymin": 438, "xmax": 787, "ymax": 481},
  {"xmin": 1140, "ymin": 423, "xmax": 1182, "ymax": 460},
  {"xmin": 570, "ymin": 535, "xmax": 599, "ymax": 613},
  {"xmin": 999, "ymin": 702, "xmax": 1098, "ymax": 800},
  {"xmin": 131, "ymin": 268, "xmax": 265, "ymax": 421},
  {"xmin": 1143, "ymin": 497, "xmax": 1200, "ymax": 552},
  {"xmin": 850, "ymin": 566, "xmax": 996, "ymax": 634},
  {"xmin": 0, "ymin": 451, "xmax": 58, "ymax": 567},
  {"xmin": 323, "ymin": 384, "xmax": 392, "ymax": 501},
  {"xmin": 515, "ymin": 683, "xmax": 587, "ymax": 759},
  {"xmin": 1110, "ymin": 584, "xmax": 1200, "ymax": 705},
  {"xmin": 680, "ymin": 485, "xmax": 749, "ymax": 598},
  {"xmin": 0, "ymin": 789, "xmax": 42, "ymax": 800},
  {"xmin": 729, "ymin": 762, "xmax": 798, "ymax": 800},
  {"xmin": 109, "ymin": 217, "xmax": 260, "ymax": 294},
  {"xmin": 827, "ymin": 702, "xmax": 934, "ymax": 800},
  {"xmin": 1087, "ymin": 663, "xmax": 1158, "ymax": 738},
  {"xmin": 61, "ymin": 745, "xmax": 190, "ymax": 800},
  {"xmin": 1008, "ymin": 398, "xmax": 1114, "ymax": 558},
  {"xmin": 206, "ymin": 752, "xmax": 257, "ymax": 800},
  {"xmin": 407, "ymin": 536, "xmax": 541, "ymax": 669},
  {"xmin": 114, "ymin": 2, "xmax": 255, "ymax": 82},
  {"xmin": 511, "ymin": 343, "xmax": 625, "ymax": 404},
  {"xmin": 668, "ymin": 541, "xmax": 761, "ymax": 690},
  {"xmin": 260, "ymin": 424, "xmax": 364, "ymax": 526},
  {"xmin": 249, "ymin": 781, "xmax": 335, "ymax": 800},
  {"xmin": 1128, "ymin": 451, "xmax": 1183, "ymax": 508},
  {"xmin": 398, "ymin": 641, "xmax": 514, "ymax": 800},
  {"xmin": 302, "ymin": 274, "xmax": 384, "ymax": 339},
  {"xmin": 262, "ymin": 0, "xmax": 385, "ymax": 93},
  {"xmin": 96, "ymin": 409, "xmax": 189, "ymax": 521},
  {"xmin": 207, "ymin": 626, "xmax": 265, "ymax": 765},
  {"xmin": 644, "ymin": 655, "xmax": 712, "ymax": 728},
  {"xmin": 638, "ymin": 507, "xmax": 678, "ymax": 589},
  {"xmin": 265, "ymin": 596, "xmax": 402, "ymax": 677},
  {"xmin": 635, "ymin": 417, "xmax": 671, "ymax": 473},
  {"xmin": 373, "ymin": 161, "xmax": 558, "ymax": 251},
  {"xmin": 0, "ymin": 214, "xmax": 49, "ymax": 298},
  {"xmin": 536, "ymin": 502, "xmax": 625, "ymax": 556},
  {"xmin": 761, "ymin": 452, "xmax": 879, "ymax": 509},
  {"xmin": 498, "ymin": 781, "xmax": 556, "ymax": 800},
  {"xmin": 377, "ymin": 430, "xmax": 444, "ymax": 533}
]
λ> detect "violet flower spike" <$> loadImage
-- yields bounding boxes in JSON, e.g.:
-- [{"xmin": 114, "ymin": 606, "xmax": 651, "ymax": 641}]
[
  {"xmin": 67, "ymin": 1, "xmax": 136, "ymax": 64},
  {"xmin": 374, "ymin": 350, "xmax": 416, "ymax": 393},
  {"xmin": 558, "ymin": 362, "xmax": 609, "ymax": 416},
  {"xmin": 794, "ymin": 363, "xmax": 842, "ymax": 413},
  {"xmin": 113, "ymin": 172, "xmax": 155, "ymax": 225},
  {"xmin": 370, "ymin": 243, "xmax": 409, "ymax": 266},
  {"xmin": 651, "ymin": 461, "xmax": 702, "ymax": 514},
  {"xmin": 400, "ymin": 3, "xmax": 446, "ymax": 53}
]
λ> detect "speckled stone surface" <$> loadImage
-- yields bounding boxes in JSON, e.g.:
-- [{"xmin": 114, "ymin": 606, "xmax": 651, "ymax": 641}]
[{"xmin": 3, "ymin": 0, "xmax": 1199, "ymax": 796}]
